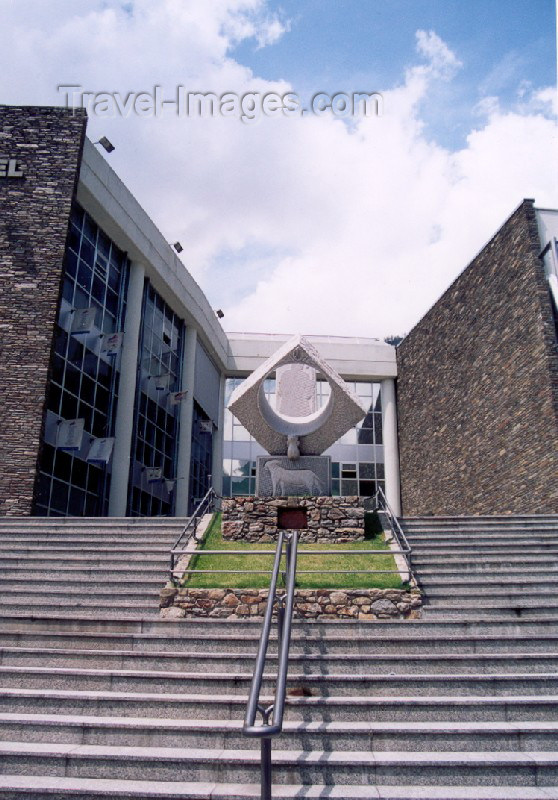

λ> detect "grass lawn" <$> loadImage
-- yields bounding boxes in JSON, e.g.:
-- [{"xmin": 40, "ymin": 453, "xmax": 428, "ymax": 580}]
[{"xmin": 183, "ymin": 513, "xmax": 405, "ymax": 590}]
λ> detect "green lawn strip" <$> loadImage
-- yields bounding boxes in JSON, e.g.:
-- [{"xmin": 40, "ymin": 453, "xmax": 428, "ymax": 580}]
[{"xmin": 183, "ymin": 513, "xmax": 405, "ymax": 590}]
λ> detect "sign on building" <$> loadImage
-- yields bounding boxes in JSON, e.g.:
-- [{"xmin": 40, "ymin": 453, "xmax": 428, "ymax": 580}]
[{"xmin": 0, "ymin": 158, "xmax": 24, "ymax": 178}]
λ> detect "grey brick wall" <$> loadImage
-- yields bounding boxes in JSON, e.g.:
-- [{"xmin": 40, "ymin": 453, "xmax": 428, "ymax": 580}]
[
  {"xmin": 397, "ymin": 199, "xmax": 558, "ymax": 516},
  {"xmin": 0, "ymin": 106, "xmax": 86, "ymax": 515}
]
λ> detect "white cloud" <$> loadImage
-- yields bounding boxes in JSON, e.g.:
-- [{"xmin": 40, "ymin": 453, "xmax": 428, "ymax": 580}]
[
  {"xmin": 415, "ymin": 29, "xmax": 462, "ymax": 79},
  {"xmin": 1, "ymin": 2, "xmax": 555, "ymax": 340}
]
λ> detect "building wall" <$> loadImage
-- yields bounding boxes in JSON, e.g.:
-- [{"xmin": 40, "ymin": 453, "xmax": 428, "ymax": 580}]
[
  {"xmin": 0, "ymin": 106, "xmax": 86, "ymax": 515},
  {"xmin": 397, "ymin": 199, "xmax": 558, "ymax": 516}
]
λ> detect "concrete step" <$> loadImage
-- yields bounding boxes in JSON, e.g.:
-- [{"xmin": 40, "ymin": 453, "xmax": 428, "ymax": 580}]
[
  {"xmin": 0, "ymin": 516, "xmax": 190, "ymax": 530},
  {"xmin": 415, "ymin": 567, "xmax": 558, "ymax": 579},
  {"xmin": 404, "ymin": 532, "xmax": 558, "ymax": 542},
  {"xmin": 0, "ymin": 546, "xmax": 170, "ymax": 557},
  {"xmin": 409, "ymin": 543, "xmax": 558, "ymax": 553},
  {"xmin": 4, "ymin": 627, "xmax": 558, "ymax": 654},
  {"xmin": 4, "ymin": 646, "xmax": 558, "ymax": 675},
  {"xmin": 0, "ymin": 665, "xmax": 556, "ymax": 697},
  {"xmin": 4, "ymin": 613, "xmax": 558, "ymax": 637},
  {"xmin": 0, "ymin": 580, "xmax": 162, "ymax": 602},
  {"xmin": 0, "ymin": 741, "xmax": 557, "ymax": 786},
  {"xmin": 0, "ymin": 556, "xmax": 169, "ymax": 568},
  {"xmin": 402, "ymin": 523, "xmax": 558, "ymax": 532},
  {"xmin": 0, "ymin": 536, "xmax": 177, "ymax": 546},
  {"xmin": 1, "ymin": 687, "xmax": 555, "ymax": 722},
  {"xmin": 421, "ymin": 606, "xmax": 558, "ymax": 619},
  {"xmin": 0, "ymin": 603, "xmax": 160, "ymax": 618},
  {"xmin": 0, "ymin": 568, "xmax": 167, "ymax": 581},
  {"xmin": 2, "ymin": 628, "xmax": 557, "ymax": 655},
  {"xmin": 2, "ymin": 713, "xmax": 558, "ymax": 752},
  {"xmin": 0, "ymin": 580, "xmax": 164, "ymax": 594},
  {"xmin": 417, "ymin": 577, "xmax": 558, "ymax": 591},
  {"xmin": 423, "ymin": 590, "xmax": 556, "ymax": 606},
  {"xmin": 401, "ymin": 514, "xmax": 558, "ymax": 523},
  {"xmin": 0, "ymin": 777, "xmax": 556, "ymax": 800},
  {"xmin": 412, "ymin": 554, "xmax": 558, "ymax": 567}
]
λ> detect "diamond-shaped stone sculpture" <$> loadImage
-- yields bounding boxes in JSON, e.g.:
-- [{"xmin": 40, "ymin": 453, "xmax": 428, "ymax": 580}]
[{"xmin": 228, "ymin": 335, "xmax": 367, "ymax": 456}]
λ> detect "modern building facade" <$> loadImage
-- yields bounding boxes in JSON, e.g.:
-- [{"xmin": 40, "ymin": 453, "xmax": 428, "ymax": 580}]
[{"xmin": 1, "ymin": 105, "xmax": 557, "ymax": 518}]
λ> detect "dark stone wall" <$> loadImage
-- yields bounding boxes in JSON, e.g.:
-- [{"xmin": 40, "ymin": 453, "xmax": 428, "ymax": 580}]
[
  {"xmin": 397, "ymin": 199, "xmax": 558, "ymax": 516},
  {"xmin": 0, "ymin": 106, "xmax": 86, "ymax": 515}
]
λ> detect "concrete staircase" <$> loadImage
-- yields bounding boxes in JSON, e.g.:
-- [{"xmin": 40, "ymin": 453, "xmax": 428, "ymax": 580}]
[
  {"xmin": 0, "ymin": 517, "xmax": 183, "ymax": 618},
  {"xmin": 0, "ymin": 515, "xmax": 557, "ymax": 798}
]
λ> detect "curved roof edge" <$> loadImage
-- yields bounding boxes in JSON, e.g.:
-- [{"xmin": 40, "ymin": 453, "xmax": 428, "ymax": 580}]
[{"xmin": 77, "ymin": 138, "xmax": 229, "ymax": 371}]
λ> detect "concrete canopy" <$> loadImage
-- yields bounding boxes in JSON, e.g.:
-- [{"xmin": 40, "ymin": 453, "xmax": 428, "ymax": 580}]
[{"xmin": 228, "ymin": 334, "xmax": 367, "ymax": 456}]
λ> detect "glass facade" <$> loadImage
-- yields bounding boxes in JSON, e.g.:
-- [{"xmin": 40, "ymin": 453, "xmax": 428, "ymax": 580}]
[
  {"xmin": 128, "ymin": 284, "xmax": 184, "ymax": 517},
  {"xmin": 35, "ymin": 203, "xmax": 129, "ymax": 516},
  {"xmin": 189, "ymin": 402, "xmax": 213, "ymax": 510},
  {"xmin": 35, "ymin": 202, "xmax": 385, "ymax": 517},
  {"xmin": 223, "ymin": 377, "xmax": 384, "ymax": 498}
]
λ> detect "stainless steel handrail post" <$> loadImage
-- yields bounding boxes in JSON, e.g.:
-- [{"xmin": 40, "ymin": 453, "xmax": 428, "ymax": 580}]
[
  {"xmin": 372, "ymin": 486, "xmax": 413, "ymax": 577},
  {"xmin": 169, "ymin": 486, "xmax": 219, "ymax": 582},
  {"xmin": 244, "ymin": 530, "xmax": 285, "ymax": 734},
  {"xmin": 259, "ymin": 703, "xmax": 274, "ymax": 800},
  {"xmin": 243, "ymin": 530, "xmax": 298, "ymax": 799},
  {"xmin": 276, "ymin": 596, "xmax": 285, "ymax": 663}
]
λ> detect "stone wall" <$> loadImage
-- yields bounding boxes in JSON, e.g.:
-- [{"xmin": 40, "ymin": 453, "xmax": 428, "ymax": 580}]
[
  {"xmin": 222, "ymin": 495, "xmax": 365, "ymax": 542},
  {"xmin": 0, "ymin": 106, "xmax": 87, "ymax": 515},
  {"xmin": 397, "ymin": 199, "xmax": 558, "ymax": 516},
  {"xmin": 161, "ymin": 586, "xmax": 422, "ymax": 620}
]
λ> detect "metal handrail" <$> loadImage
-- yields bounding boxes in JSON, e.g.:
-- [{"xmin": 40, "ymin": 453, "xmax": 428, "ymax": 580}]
[
  {"xmin": 242, "ymin": 529, "xmax": 298, "ymax": 800},
  {"xmin": 169, "ymin": 486, "xmax": 218, "ymax": 580},
  {"xmin": 371, "ymin": 485, "xmax": 413, "ymax": 576},
  {"xmin": 174, "ymin": 499, "xmax": 411, "ymax": 800}
]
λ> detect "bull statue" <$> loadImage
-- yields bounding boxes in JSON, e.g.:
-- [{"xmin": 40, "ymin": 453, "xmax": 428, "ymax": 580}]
[{"xmin": 265, "ymin": 459, "xmax": 325, "ymax": 497}]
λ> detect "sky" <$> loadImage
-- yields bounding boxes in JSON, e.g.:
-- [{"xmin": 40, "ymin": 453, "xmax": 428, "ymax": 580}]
[{"xmin": 1, "ymin": 0, "xmax": 556, "ymax": 339}]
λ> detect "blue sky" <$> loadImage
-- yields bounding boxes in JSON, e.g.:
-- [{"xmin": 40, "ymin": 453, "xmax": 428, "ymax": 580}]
[
  {"xmin": 1, "ymin": 0, "xmax": 556, "ymax": 337},
  {"xmin": 234, "ymin": 0, "xmax": 556, "ymax": 148}
]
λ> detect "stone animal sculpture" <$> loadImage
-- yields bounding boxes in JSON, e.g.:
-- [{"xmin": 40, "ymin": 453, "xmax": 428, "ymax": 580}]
[{"xmin": 265, "ymin": 459, "xmax": 324, "ymax": 496}]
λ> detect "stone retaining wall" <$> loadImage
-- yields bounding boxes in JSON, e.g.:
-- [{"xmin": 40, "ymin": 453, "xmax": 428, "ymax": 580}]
[
  {"xmin": 222, "ymin": 496, "xmax": 365, "ymax": 543},
  {"xmin": 160, "ymin": 586, "xmax": 422, "ymax": 620}
]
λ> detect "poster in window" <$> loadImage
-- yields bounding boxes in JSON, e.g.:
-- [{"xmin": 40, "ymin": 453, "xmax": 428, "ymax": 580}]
[
  {"xmin": 169, "ymin": 390, "xmax": 188, "ymax": 406},
  {"xmin": 56, "ymin": 418, "xmax": 85, "ymax": 451},
  {"xmin": 87, "ymin": 437, "xmax": 115, "ymax": 464},
  {"xmin": 71, "ymin": 307, "xmax": 96, "ymax": 334},
  {"xmin": 153, "ymin": 372, "xmax": 170, "ymax": 391},
  {"xmin": 100, "ymin": 332, "xmax": 123, "ymax": 356},
  {"xmin": 145, "ymin": 467, "xmax": 162, "ymax": 483}
]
